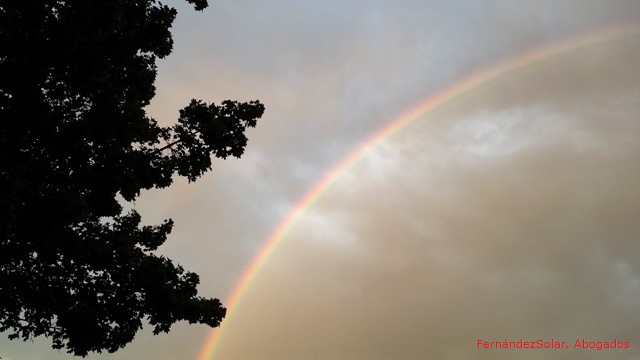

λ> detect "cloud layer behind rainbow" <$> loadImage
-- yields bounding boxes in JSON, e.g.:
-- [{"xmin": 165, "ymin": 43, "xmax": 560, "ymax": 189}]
[{"xmin": 200, "ymin": 24, "xmax": 640, "ymax": 360}]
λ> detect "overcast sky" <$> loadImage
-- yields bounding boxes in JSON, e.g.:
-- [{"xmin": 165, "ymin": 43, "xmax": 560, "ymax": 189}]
[{"xmin": 3, "ymin": 1, "xmax": 640, "ymax": 359}]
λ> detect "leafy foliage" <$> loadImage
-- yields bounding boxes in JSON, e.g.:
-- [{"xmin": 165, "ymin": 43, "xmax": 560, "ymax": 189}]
[{"xmin": 0, "ymin": 0, "xmax": 264, "ymax": 356}]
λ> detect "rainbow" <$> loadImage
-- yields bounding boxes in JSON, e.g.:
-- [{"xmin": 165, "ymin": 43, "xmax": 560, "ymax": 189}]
[{"xmin": 197, "ymin": 24, "xmax": 638, "ymax": 360}]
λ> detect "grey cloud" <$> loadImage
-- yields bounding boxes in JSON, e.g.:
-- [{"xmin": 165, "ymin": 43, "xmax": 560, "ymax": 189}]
[{"xmin": 213, "ymin": 30, "xmax": 640, "ymax": 360}]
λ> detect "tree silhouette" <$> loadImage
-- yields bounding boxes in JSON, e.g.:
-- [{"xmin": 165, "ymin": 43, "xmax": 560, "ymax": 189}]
[{"xmin": 0, "ymin": 0, "xmax": 264, "ymax": 356}]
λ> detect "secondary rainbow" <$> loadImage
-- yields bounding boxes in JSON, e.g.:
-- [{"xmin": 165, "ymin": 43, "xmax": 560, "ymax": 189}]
[{"xmin": 197, "ymin": 24, "xmax": 638, "ymax": 360}]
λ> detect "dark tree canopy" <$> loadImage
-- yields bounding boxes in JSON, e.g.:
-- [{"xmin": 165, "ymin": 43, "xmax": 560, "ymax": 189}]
[{"xmin": 0, "ymin": 0, "xmax": 264, "ymax": 356}]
